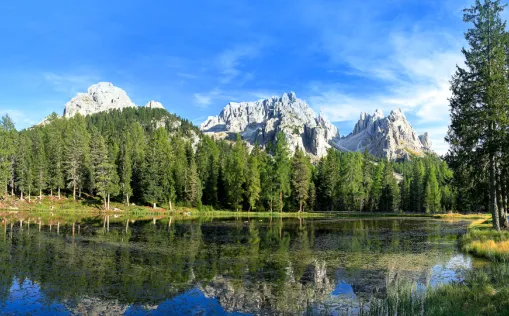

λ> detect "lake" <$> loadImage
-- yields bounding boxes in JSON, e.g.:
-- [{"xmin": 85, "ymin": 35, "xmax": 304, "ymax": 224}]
[{"xmin": 0, "ymin": 215, "xmax": 479, "ymax": 315}]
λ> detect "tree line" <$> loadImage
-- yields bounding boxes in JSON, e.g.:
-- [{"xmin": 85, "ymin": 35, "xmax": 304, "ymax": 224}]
[{"xmin": 0, "ymin": 106, "xmax": 454, "ymax": 213}]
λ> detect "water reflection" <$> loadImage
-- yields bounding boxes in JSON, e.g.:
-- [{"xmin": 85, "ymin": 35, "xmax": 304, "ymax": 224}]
[{"xmin": 0, "ymin": 215, "xmax": 475, "ymax": 315}]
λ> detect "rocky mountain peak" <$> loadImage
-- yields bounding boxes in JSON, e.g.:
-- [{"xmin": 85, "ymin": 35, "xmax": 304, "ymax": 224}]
[
  {"xmin": 144, "ymin": 100, "xmax": 165, "ymax": 109},
  {"xmin": 200, "ymin": 92, "xmax": 339, "ymax": 158},
  {"xmin": 419, "ymin": 132, "xmax": 432, "ymax": 150},
  {"xmin": 333, "ymin": 108, "xmax": 433, "ymax": 160},
  {"xmin": 63, "ymin": 82, "xmax": 136, "ymax": 118}
]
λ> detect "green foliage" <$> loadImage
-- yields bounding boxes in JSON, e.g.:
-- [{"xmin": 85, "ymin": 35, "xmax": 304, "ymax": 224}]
[
  {"xmin": 5, "ymin": 106, "xmax": 455, "ymax": 213},
  {"xmin": 446, "ymin": 0, "xmax": 509, "ymax": 228}
]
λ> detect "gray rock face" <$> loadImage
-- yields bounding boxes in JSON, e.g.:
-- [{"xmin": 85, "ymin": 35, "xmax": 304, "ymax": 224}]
[
  {"xmin": 200, "ymin": 92, "xmax": 339, "ymax": 158},
  {"xmin": 63, "ymin": 82, "xmax": 136, "ymax": 117},
  {"xmin": 418, "ymin": 132, "xmax": 432, "ymax": 150},
  {"xmin": 333, "ymin": 108, "xmax": 432, "ymax": 160},
  {"xmin": 145, "ymin": 100, "xmax": 165, "ymax": 109}
]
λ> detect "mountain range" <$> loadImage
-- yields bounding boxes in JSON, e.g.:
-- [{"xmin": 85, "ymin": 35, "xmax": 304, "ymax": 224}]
[{"xmin": 51, "ymin": 82, "xmax": 433, "ymax": 160}]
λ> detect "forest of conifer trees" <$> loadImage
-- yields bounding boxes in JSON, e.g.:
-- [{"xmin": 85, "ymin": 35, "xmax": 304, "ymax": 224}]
[{"xmin": 0, "ymin": 107, "xmax": 455, "ymax": 213}]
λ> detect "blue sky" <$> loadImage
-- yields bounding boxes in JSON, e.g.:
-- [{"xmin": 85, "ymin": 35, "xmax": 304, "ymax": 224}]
[{"xmin": 0, "ymin": 0, "xmax": 489, "ymax": 154}]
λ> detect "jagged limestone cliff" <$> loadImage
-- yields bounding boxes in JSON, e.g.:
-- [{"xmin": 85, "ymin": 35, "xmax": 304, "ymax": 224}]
[
  {"xmin": 333, "ymin": 108, "xmax": 432, "ymax": 160},
  {"xmin": 200, "ymin": 92, "xmax": 339, "ymax": 158}
]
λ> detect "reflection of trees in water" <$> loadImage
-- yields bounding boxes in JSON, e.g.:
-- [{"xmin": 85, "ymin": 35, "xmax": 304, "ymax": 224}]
[{"xmin": 0, "ymin": 217, "xmax": 469, "ymax": 314}]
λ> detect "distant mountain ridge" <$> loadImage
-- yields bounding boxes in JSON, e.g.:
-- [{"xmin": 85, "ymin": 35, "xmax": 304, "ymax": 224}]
[
  {"xmin": 38, "ymin": 83, "xmax": 433, "ymax": 161},
  {"xmin": 333, "ymin": 109, "xmax": 432, "ymax": 160},
  {"xmin": 63, "ymin": 82, "xmax": 165, "ymax": 118},
  {"xmin": 200, "ymin": 92, "xmax": 339, "ymax": 158}
]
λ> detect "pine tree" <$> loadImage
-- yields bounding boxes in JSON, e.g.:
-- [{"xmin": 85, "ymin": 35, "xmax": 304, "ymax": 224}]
[
  {"xmin": 0, "ymin": 115, "xmax": 16, "ymax": 196},
  {"xmin": 63, "ymin": 115, "xmax": 89, "ymax": 200},
  {"xmin": 410, "ymin": 160, "xmax": 425, "ymax": 212},
  {"xmin": 0, "ymin": 115, "xmax": 17, "ymax": 196},
  {"xmin": 15, "ymin": 133, "xmax": 32, "ymax": 201},
  {"xmin": 273, "ymin": 132, "xmax": 291, "ymax": 212},
  {"xmin": 225, "ymin": 135, "xmax": 247, "ymax": 211},
  {"xmin": 447, "ymin": 0, "xmax": 509, "ymax": 230},
  {"xmin": 144, "ymin": 128, "xmax": 173, "ymax": 208},
  {"xmin": 118, "ymin": 129, "xmax": 133, "ymax": 205},
  {"xmin": 291, "ymin": 147, "xmax": 311, "ymax": 213},
  {"xmin": 424, "ymin": 165, "xmax": 441, "ymax": 213},
  {"xmin": 31, "ymin": 129, "xmax": 47, "ymax": 200},
  {"xmin": 90, "ymin": 129, "xmax": 114, "ymax": 210},
  {"xmin": 45, "ymin": 114, "xmax": 65, "ymax": 199},
  {"xmin": 245, "ymin": 146, "xmax": 261, "ymax": 211}
]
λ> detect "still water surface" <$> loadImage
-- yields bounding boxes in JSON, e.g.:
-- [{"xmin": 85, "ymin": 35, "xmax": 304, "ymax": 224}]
[{"xmin": 0, "ymin": 216, "xmax": 477, "ymax": 315}]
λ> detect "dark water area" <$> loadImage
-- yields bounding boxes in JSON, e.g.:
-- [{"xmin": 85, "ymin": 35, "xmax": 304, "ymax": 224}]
[{"xmin": 0, "ymin": 216, "xmax": 478, "ymax": 315}]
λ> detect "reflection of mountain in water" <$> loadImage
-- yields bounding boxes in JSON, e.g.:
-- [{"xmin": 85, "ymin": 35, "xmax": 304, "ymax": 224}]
[
  {"xmin": 200, "ymin": 259, "xmax": 333, "ymax": 314},
  {"xmin": 0, "ymin": 216, "xmax": 474, "ymax": 315}
]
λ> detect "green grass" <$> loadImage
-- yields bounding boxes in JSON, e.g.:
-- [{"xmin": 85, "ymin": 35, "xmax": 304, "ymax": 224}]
[{"xmin": 359, "ymin": 263, "xmax": 509, "ymax": 316}]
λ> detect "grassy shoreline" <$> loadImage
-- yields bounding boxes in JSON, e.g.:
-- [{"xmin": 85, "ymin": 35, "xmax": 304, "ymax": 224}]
[
  {"xmin": 460, "ymin": 216, "xmax": 509, "ymax": 262},
  {"xmin": 0, "ymin": 196, "xmax": 492, "ymax": 221}
]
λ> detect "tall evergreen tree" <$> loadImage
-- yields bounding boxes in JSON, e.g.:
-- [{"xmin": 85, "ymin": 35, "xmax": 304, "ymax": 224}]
[
  {"xmin": 273, "ymin": 132, "xmax": 291, "ymax": 212},
  {"xmin": 63, "ymin": 115, "xmax": 89, "ymax": 200},
  {"xmin": 0, "ymin": 115, "xmax": 17, "ymax": 196},
  {"xmin": 90, "ymin": 129, "xmax": 113, "ymax": 210},
  {"xmin": 225, "ymin": 135, "xmax": 247, "ymax": 211},
  {"xmin": 118, "ymin": 129, "xmax": 133, "ymax": 205},
  {"xmin": 291, "ymin": 147, "xmax": 311, "ymax": 213},
  {"xmin": 45, "ymin": 114, "xmax": 65, "ymax": 199},
  {"xmin": 14, "ymin": 133, "xmax": 32, "ymax": 201},
  {"xmin": 410, "ymin": 160, "xmax": 425, "ymax": 212},
  {"xmin": 31, "ymin": 129, "xmax": 47, "ymax": 200},
  {"xmin": 447, "ymin": 0, "xmax": 509, "ymax": 229},
  {"xmin": 245, "ymin": 146, "xmax": 261, "ymax": 211},
  {"xmin": 424, "ymin": 165, "xmax": 441, "ymax": 213}
]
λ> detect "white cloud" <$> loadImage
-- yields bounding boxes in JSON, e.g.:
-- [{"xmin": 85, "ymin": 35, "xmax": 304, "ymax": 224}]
[
  {"xmin": 216, "ymin": 42, "xmax": 265, "ymax": 84},
  {"xmin": 43, "ymin": 72, "xmax": 99, "ymax": 94},
  {"xmin": 298, "ymin": 0, "xmax": 466, "ymax": 155},
  {"xmin": 194, "ymin": 93, "xmax": 212, "ymax": 107}
]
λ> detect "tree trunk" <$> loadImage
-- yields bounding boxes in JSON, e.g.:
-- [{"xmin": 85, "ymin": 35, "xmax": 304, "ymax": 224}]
[
  {"xmin": 28, "ymin": 189, "xmax": 31, "ymax": 203},
  {"xmin": 279, "ymin": 191, "xmax": 283, "ymax": 213},
  {"xmin": 490, "ymin": 153, "xmax": 500, "ymax": 231},
  {"xmin": 107, "ymin": 193, "xmax": 110, "ymax": 211},
  {"xmin": 73, "ymin": 182, "xmax": 76, "ymax": 201},
  {"xmin": 20, "ymin": 191, "xmax": 23, "ymax": 201},
  {"xmin": 58, "ymin": 187, "xmax": 61, "ymax": 200},
  {"xmin": 169, "ymin": 199, "xmax": 173, "ymax": 211},
  {"xmin": 39, "ymin": 189, "xmax": 42, "ymax": 201},
  {"xmin": 498, "ymin": 168, "xmax": 507, "ymax": 228},
  {"xmin": 502, "ymin": 167, "xmax": 508, "ymax": 228},
  {"xmin": 299, "ymin": 201, "xmax": 302, "ymax": 213},
  {"xmin": 126, "ymin": 194, "xmax": 130, "ymax": 206},
  {"xmin": 50, "ymin": 189, "xmax": 53, "ymax": 198},
  {"xmin": 153, "ymin": 202, "xmax": 156, "ymax": 209},
  {"xmin": 270, "ymin": 199, "xmax": 273, "ymax": 212}
]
